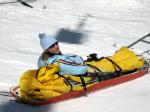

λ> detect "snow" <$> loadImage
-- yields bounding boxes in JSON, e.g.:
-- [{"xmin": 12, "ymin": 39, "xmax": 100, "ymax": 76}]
[{"xmin": 0, "ymin": 0, "xmax": 150, "ymax": 112}]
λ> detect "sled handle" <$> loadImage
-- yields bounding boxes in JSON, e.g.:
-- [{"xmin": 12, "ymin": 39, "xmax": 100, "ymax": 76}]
[{"xmin": 128, "ymin": 33, "xmax": 150, "ymax": 48}]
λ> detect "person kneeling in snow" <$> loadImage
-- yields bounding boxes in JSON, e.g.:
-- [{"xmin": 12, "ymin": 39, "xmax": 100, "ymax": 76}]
[{"xmin": 37, "ymin": 33, "xmax": 87, "ymax": 75}]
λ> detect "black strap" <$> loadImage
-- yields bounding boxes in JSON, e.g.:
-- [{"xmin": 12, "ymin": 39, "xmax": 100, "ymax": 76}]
[
  {"xmin": 87, "ymin": 64, "xmax": 103, "ymax": 82},
  {"xmin": 86, "ymin": 56, "xmax": 122, "ymax": 73},
  {"xmin": 79, "ymin": 75, "xmax": 87, "ymax": 91},
  {"xmin": 104, "ymin": 57, "xmax": 122, "ymax": 75},
  {"xmin": 58, "ymin": 74, "xmax": 73, "ymax": 91},
  {"xmin": 86, "ymin": 57, "xmax": 122, "ymax": 81}
]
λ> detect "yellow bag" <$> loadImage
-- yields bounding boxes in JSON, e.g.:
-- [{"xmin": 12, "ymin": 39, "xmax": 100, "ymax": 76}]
[
  {"xmin": 87, "ymin": 47, "xmax": 144, "ymax": 72},
  {"xmin": 20, "ymin": 64, "xmax": 70, "ymax": 102},
  {"xmin": 20, "ymin": 64, "xmax": 93, "ymax": 102}
]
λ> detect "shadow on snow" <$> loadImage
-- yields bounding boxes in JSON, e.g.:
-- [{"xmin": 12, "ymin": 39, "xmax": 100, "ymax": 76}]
[
  {"xmin": 0, "ymin": 101, "xmax": 52, "ymax": 112},
  {"xmin": 55, "ymin": 14, "xmax": 91, "ymax": 44}
]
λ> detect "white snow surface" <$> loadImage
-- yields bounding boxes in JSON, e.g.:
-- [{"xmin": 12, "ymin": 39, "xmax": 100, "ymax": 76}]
[{"xmin": 0, "ymin": 0, "xmax": 150, "ymax": 112}]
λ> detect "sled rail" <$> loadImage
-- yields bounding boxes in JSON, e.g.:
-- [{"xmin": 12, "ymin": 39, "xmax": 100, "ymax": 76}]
[{"xmin": 128, "ymin": 33, "xmax": 150, "ymax": 48}]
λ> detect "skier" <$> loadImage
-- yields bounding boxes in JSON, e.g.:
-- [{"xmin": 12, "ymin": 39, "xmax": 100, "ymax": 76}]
[{"xmin": 38, "ymin": 33, "xmax": 62, "ymax": 68}]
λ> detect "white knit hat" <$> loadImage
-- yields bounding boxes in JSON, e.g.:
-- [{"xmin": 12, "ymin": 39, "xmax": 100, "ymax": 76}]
[{"xmin": 39, "ymin": 33, "xmax": 57, "ymax": 51}]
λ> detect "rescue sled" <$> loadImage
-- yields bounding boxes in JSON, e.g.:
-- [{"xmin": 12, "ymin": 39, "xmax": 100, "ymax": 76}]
[
  {"xmin": 10, "ymin": 33, "xmax": 150, "ymax": 106},
  {"xmin": 10, "ymin": 59, "xmax": 149, "ymax": 106}
]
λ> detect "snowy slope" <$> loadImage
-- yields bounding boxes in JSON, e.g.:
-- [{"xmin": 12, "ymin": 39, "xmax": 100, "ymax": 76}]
[{"xmin": 0, "ymin": 0, "xmax": 150, "ymax": 112}]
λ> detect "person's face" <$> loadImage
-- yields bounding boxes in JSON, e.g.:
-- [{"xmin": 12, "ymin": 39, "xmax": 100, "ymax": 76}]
[{"xmin": 46, "ymin": 42, "xmax": 61, "ymax": 54}]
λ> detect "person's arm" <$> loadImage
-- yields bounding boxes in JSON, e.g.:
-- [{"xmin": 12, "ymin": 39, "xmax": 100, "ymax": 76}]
[{"xmin": 37, "ymin": 56, "xmax": 46, "ymax": 68}]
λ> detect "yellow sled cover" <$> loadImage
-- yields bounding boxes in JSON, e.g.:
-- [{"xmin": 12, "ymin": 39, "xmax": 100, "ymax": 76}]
[
  {"xmin": 87, "ymin": 47, "xmax": 144, "ymax": 72},
  {"xmin": 20, "ymin": 64, "xmax": 92, "ymax": 102}
]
